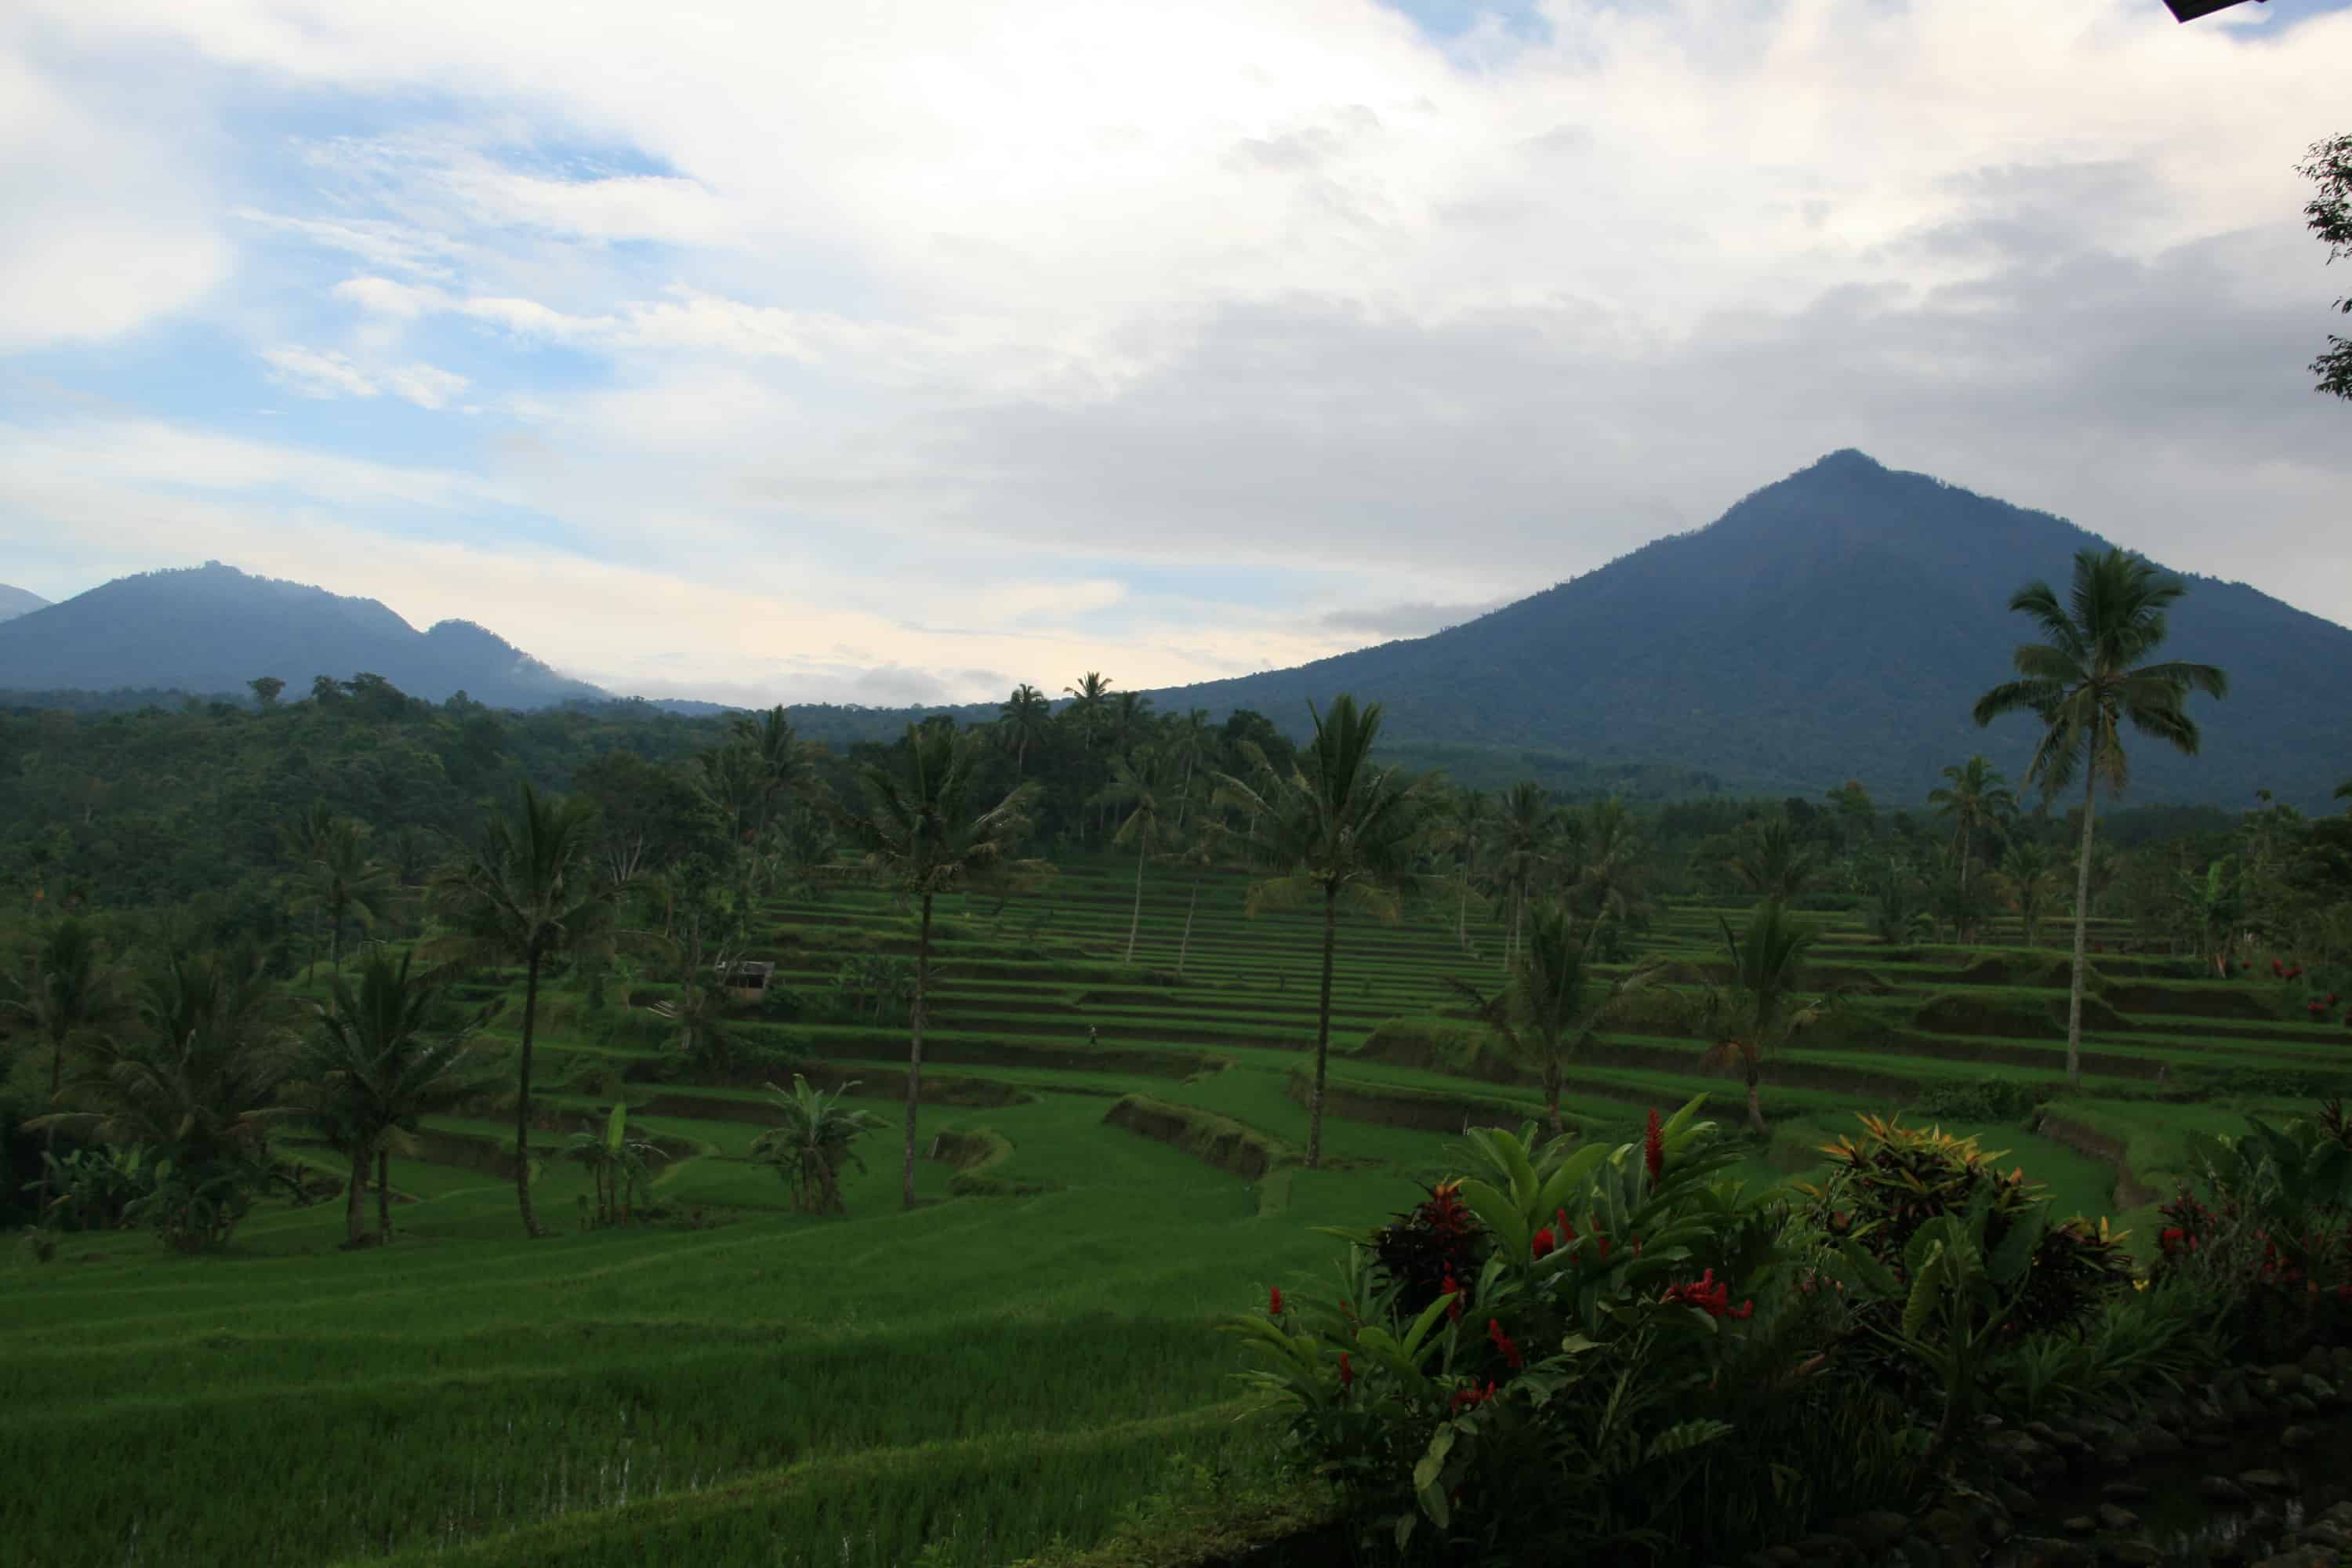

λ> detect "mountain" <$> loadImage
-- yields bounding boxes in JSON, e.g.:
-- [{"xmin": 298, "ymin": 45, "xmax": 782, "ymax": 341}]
[
  {"xmin": 0, "ymin": 585, "xmax": 48, "ymax": 623},
  {"xmin": 0, "ymin": 562, "xmax": 604, "ymax": 710},
  {"xmin": 1144, "ymin": 451, "xmax": 2352, "ymax": 809}
]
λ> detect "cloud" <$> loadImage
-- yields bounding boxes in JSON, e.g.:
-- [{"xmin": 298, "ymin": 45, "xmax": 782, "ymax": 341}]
[
  {"xmin": 4, "ymin": 0, "xmax": 2350, "ymax": 704},
  {"xmin": 260, "ymin": 344, "xmax": 470, "ymax": 408}
]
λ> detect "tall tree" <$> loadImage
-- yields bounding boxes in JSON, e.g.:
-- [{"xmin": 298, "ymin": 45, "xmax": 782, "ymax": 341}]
[
  {"xmin": 1214, "ymin": 695, "xmax": 1429, "ymax": 1169},
  {"xmin": 249, "ymin": 676, "xmax": 285, "ymax": 710},
  {"xmin": 835, "ymin": 724, "xmax": 1040, "ymax": 1208},
  {"xmin": 295, "ymin": 815, "xmax": 394, "ymax": 971},
  {"xmin": 1927, "ymin": 755, "xmax": 2016, "ymax": 939},
  {"xmin": 1694, "ymin": 902, "xmax": 1835, "ymax": 1135},
  {"xmin": 428, "ymin": 782, "xmax": 615, "ymax": 1238},
  {"xmin": 2299, "ymin": 133, "xmax": 2351, "ymax": 400},
  {"xmin": 1997, "ymin": 838, "xmax": 2063, "ymax": 949},
  {"xmin": 1102, "ymin": 750, "xmax": 1177, "ymax": 964},
  {"xmin": 4, "ymin": 919, "xmax": 123, "ymax": 1214},
  {"xmin": 287, "ymin": 949, "xmax": 495, "ymax": 1246},
  {"xmin": 1160, "ymin": 810, "xmax": 1226, "ymax": 981},
  {"xmin": 997, "ymin": 684, "xmax": 1051, "ymax": 775},
  {"xmin": 1165, "ymin": 708, "xmax": 1216, "ymax": 827},
  {"xmin": 1448, "ymin": 899, "xmax": 1662, "ymax": 1135},
  {"xmin": 1973, "ymin": 546, "xmax": 2227, "ymax": 1087},
  {"xmin": 1724, "ymin": 812, "xmax": 1817, "ymax": 903},
  {"xmin": 1063, "ymin": 673, "xmax": 1112, "ymax": 747},
  {"xmin": 1439, "ymin": 788, "xmax": 1494, "ymax": 952},
  {"xmin": 731, "ymin": 706, "xmax": 822, "ymax": 837},
  {"xmin": 1493, "ymin": 781, "xmax": 1553, "ymax": 967}
]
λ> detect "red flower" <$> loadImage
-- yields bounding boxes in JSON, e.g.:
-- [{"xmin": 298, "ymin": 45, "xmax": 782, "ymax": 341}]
[
  {"xmin": 1268, "ymin": 1286, "xmax": 1283, "ymax": 1317},
  {"xmin": 1338, "ymin": 1352, "xmax": 1353, "ymax": 1389},
  {"xmin": 1488, "ymin": 1318, "xmax": 1523, "ymax": 1371},
  {"xmin": 1557, "ymin": 1208, "xmax": 1577, "ymax": 1242},
  {"xmin": 1662, "ymin": 1269, "xmax": 1748, "ymax": 1319},
  {"xmin": 1442, "ymin": 1272, "xmax": 1463, "ymax": 1322},
  {"xmin": 2312, "ymin": 1003, "xmax": 2328, "ymax": 1017},
  {"xmin": 1644, "ymin": 1109, "xmax": 1664, "ymax": 1184},
  {"xmin": 1531, "ymin": 1227, "xmax": 1556, "ymax": 1260},
  {"xmin": 2274, "ymin": 958, "xmax": 2286, "ymax": 976},
  {"xmin": 1450, "ymin": 1380, "xmax": 1497, "ymax": 1413},
  {"xmin": 2289, "ymin": 966, "xmax": 2304, "ymax": 981}
]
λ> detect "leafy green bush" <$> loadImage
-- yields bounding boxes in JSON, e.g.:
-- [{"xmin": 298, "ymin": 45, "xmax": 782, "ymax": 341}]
[
  {"xmin": 1907, "ymin": 1078, "xmax": 2049, "ymax": 1123},
  {"xmin": 2151, "ymin": 1104, "xmax": 2352, "ymax": 1357},
  {"xmin": 1801, "ymin": 1115, "xmax": 2132, "ymax": 1342}
]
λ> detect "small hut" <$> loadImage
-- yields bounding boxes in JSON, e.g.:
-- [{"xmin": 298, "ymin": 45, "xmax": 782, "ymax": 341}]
[{"xmin": 718, "ymin": 960, "xmax": 775, "ymax": 1004}]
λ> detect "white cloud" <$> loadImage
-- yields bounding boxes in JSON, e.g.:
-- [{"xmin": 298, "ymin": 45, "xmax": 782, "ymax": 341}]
[{"xmin": 260, "ymin": 345, "xmax": 469, "ymax": 408}]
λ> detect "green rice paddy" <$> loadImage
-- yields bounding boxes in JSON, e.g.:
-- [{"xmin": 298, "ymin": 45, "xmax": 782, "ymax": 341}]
[{"xmin": 7, "ymin": 859, "xmax": 2342, "ymax": 1566}]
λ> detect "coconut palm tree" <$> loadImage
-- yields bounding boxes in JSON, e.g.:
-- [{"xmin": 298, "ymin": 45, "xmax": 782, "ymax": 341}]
[
  {"xmin": 34, "ymin": 949, "xmax": 292, "ymax": 1248},
  {"xmin": 287, "ymin": 948, "xmax": 498, "ymax": 1246},
  {"xmin": 3, "ymin": 919, "xmax": 124, "ymax": 1214},
  {"xmin": 997, "ymin": 684, "xmax": 1052, "ymax": 775},
  {"xmin": 750, "ymin": 1075, "xmax": 887, "ymax": 1214},
  {"xmin": 731, "ymin": 705, "xmax": 822, "ymax": 836},
  {"xmin": 1102, "ymin": 750, "xmax": 1177, "ymax": 964},
  {"xmin": 1567, "ymin": 799, "xmax": 1651, "ymax": 949},
  {"xmin": 1492, "ymin": 781, "xmax": 1553, "ymax": 967},
  {"xmin": 1165, "ymin": 708, "xmax": 1216, "ymax": 827},
  {"xmin": 1724, "ymin": 812, "xmax": 1817, "ymax": 903},
  {"xmin": 1693, "ymin": 902, "xmax": 1836, "ymax": 1135},
  {"xmin": 1063, "ymin": 673, "xmax": 1112, "ymax": 747},
  {"xmin": 1214, "ymin": 695, "xmax": 1431, "ymax": 1168},
  {"xmin": 1927, "ymin": 756, "xmax": 2017, "ymax": 941},
  {"xmin": 1439, "ymin": 788, "xmax": 1494, "ymax": 952},
  {"xmin": 1860, "ymin": 853, "xmax": 1929, "ymax": 946},
  {"xmin": 1160, "ymin": 810, "xmax": 1227, "ymax": 981},
  {"xmin": 428, "ymin": 781, "xmax": 617, "ymax": 1238},
  {"xmin": 1973, "ymin": 546, "xmax": 2228, "ymax": 1087},
  {"xmin": 694, "ymin": 739, "xmax": 769, "ymax": 849},
  {"xmin": 1448, "ymin": 900, "xmax": 1664, "ymax": 1135},
  {"xmin": 834, "ymin": 723, "xmax": 1040, "ymax": 1208},
  {"xmin": 295, "ymin": 816, "xmax": 395, "ymax": 972},
  {"xmin": 1997, "ymin": 839, "xmax": 2063, "ymax": 949}
]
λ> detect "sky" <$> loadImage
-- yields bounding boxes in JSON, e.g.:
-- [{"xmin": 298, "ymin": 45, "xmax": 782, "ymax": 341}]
[{"xmin": 2, "ymin": 0, "xmax": 2348, "ymax": 708}]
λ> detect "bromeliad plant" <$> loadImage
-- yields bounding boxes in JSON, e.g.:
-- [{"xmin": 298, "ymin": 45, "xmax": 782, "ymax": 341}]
[
  {"xmin": 2154, "ymin": 1109, "xmax": 2352, "ymax": 1356},
  {"xmin": 1228, "ymin": 1100, "xmax": 1805, "ymax": 1560}
]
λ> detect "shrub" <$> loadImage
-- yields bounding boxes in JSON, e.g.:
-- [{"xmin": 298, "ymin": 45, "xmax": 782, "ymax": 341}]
[
  {"xmin": 1907, "ymin": 1078, "xmax": 2049, "ymax": 1123},
  {"xmin": 2151, "ymin": 1104, "xmax": 2352, "ymax": 1358},
  {"xmin": 1229, "ymin": 1102, "xmax": 1828, "ymax": 1561},
  {"xmin": 1801, "ymin": 1115, "xmax": 2132, "ymax": 1342}
]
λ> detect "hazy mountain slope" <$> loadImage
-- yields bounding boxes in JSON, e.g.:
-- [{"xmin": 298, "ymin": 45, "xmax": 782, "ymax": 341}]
[
  {"xmin": 0, "ymin": 563, "xmax": 604, "ymax": 710},
  {"xmin": 0, "ymin": 585, "xmax": 49, "ymax": 623},
  {"xmin": 1145, "ymin": 451, "xmax": 2352, "ymax": 808}
]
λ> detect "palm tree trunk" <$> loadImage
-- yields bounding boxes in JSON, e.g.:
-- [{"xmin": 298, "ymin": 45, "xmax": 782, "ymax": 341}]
[
  {"xmin": 41, "ymin": 1039, "xmax": 63, "ymax": 1220},
  {"xmin": 1124, "ymin": 836, "xmax": 1146, "ymax": 964},
  {"xmin": 376, "ymin": 1149, "xmax": 391, "ymax": 1243},
  {"xmin": 1544, "ymin": 1061, "xmax": 1563, "ymax": 1138},
  {"xmin": 903, "ymin": 892, "xmax": 933, "ymax": 1210},
  {"xmin": 346, "ymin": 1145, "xmax": 368, "ymax": 1246},
  {"xmin": 1177, "ymin": 878, "xmax": 1200, "ymax": 979},
  {"xmin": 1744, "ymin": 1065, "xmax": 1767, "ymax": 1136},
  {"xmin": 1308, "ymin": 884, "xmax": 1338, "ymax": 1170},
  {"xmin": 2064, "ymin": 773, "xmax": 2097, "ymax": 1089},
  {"xmin": 331, "ymin": 896, "xmax": 343, "ymax": 971},
  {"xmin": 1457, "ymin": 873, "xmax": 1468, "ymax": 951},
  {"xmin": 515, "ymin": 949, "xmax": 545, "ymax": 1238}
]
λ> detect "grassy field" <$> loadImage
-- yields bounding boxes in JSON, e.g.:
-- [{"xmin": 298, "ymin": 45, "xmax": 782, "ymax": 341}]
[{"xmin": 7, "ymin": 855, "xmax": 2344, "ymax": 1566}]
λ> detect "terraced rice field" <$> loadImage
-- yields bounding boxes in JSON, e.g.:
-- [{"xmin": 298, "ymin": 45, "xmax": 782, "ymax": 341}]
[{"xmin": 9, "ymin": 857, "xmax": 2345, "ymax": 1566}]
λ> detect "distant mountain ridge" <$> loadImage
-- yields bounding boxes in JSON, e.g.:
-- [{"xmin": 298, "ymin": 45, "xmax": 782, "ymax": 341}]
[
  {"xmin": 0, "ymin": 584, "xmax": 48, "ymax": 622},
  {"xmin": 0, "ymin": 563, "xmax": 604, "ymax": 710},
  {"xmin": 1138, "ymin": 450, "xmax": 2352, "ymax": 808}
]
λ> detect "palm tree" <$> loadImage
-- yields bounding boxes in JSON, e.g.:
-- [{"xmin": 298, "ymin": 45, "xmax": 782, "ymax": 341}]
[
  {"xmin": 1439, "ymin": 789, "xmax": 1494, "ymax": 951},
  {"xmin": 3, "ymin": 919, "xmax": 123, "ymax": 1214},
  {"xmin": 694, "ymin": 740, "xmax": 769, "ymax": 848},
  {"xmin": 428, "ymin": 782, "xmax": 616, "ymax": 1237},
  {"xmin": 1694, "ymin": 902, "xmax": 1836, "ymax": 1135},
  {"xmin": 1493, "ymin": 781, "xmax": 1553, "ymax": 967},
  {"xmin": 296, "ymin": 816, "xmax": 394, "ymax": 971},
  {"xmin": 287, "ymin": 949, "xmax": 496, "ymax": 1245},
  {"xmin": 1860, "ymin": 854, "xmax": 1929, "ymax": 946},
  {"xmin": 1997, "ymin": 840, "xmax": 2063, "ymax": 949},
  {"xmin": 1102, "ymin": 750, "xmax": 1177, "ymax": 964},
  {"xmin": 750, "ymin": 1075, "xmax": 887, "ymax": 1214},
  {"xmin": 1927, "ymin": 756, "xmax": 2017, "ymax": 941},
  {"xmin": 1165, "ymin": 709, "xmax": 1216, "ymax": 827},
  {"xmin": 34, "ymin": 949, "xmax": 291, "ymax": 1247},
  {"xmin": 1063, "ymin": 673, "xmax": 1112, "ymax": 747},
  {"xmin": 1974, "ymin": 546, "xmax": 2228, "ymax": 1087},
  {"xmin": 1160, "ymin": 813, "xmax": 1226, "ymax": 981},
  {"xmin": 1448, "ymin": 900, "xmax": 1663, "ymax": 1135},
  {"xmin": 2173, "ymin": 858, "xmax": 2245, "ymax": 978},
  {"xmin": 731, "ymin": 706, "xmax": 822, "ymax": 837},
  {"xmin": 1214, "ymin": 695, "xmax": 1430, "ymax": 1168},
  {"xmin": 998, "ymin": 684, "xmax": 1051, "ymax": 775},
  {"xmin": 1724, "ymin": 812, "xmax": 1817, "ymax": 903},
  {"xmin": 834, "ymin": 723, "xmax": 1040, "ymax": 1208}
]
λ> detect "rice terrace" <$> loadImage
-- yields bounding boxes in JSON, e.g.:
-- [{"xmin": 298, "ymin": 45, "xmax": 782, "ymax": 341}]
[{"xmin": 9, "ymin": 2, "xmax": 2352, "ymax": 1566}]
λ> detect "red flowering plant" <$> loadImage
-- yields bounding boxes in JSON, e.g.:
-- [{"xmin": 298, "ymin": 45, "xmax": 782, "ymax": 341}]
[
  {"xmin": 2150, "ymin": 1107, "xmax": 2352, "ymax": 1358},
  {"xmin": 1227, "ymin": 1098, "xmax": 1809, "ymax": 1559}
]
